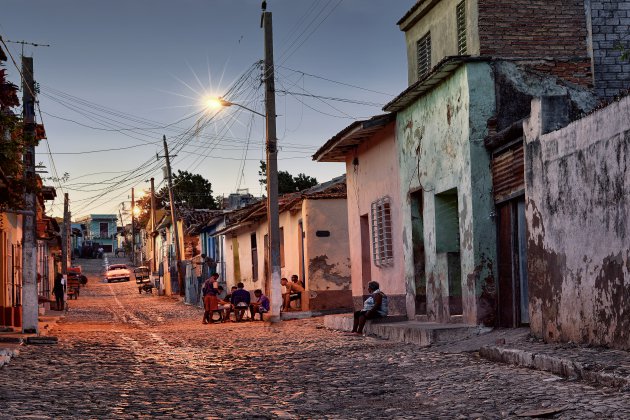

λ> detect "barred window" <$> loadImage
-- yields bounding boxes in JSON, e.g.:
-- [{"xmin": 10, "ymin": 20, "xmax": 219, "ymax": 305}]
[
  {"xmin": 371, "ymin": 197, "xmax": 393, "ymax": 267},
  {"xmin": 456, "ymin": 1, "xmax": 467, "ymax": 55},
  {"xmin": 417, "ymin": 32, "xmax": 432, "ymax": 80}
]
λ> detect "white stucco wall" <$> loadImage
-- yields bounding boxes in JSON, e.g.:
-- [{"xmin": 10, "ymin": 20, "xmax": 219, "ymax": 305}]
[{"xmin": 303, "ymin": 198, "xmax": 351, "ymax": 291}]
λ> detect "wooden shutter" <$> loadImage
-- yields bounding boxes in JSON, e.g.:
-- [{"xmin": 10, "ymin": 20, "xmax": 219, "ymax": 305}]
[{"xmin": 492, "ymin": 141, "xmax": 525, "ymax": 202}]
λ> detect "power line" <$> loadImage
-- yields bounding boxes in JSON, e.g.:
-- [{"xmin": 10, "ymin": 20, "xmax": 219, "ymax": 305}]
[{"xmin": 277, "ymin": 64, "xmax": 396, "ymax": 96}]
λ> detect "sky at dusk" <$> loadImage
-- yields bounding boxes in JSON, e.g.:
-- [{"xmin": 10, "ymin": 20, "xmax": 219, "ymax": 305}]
[{"xmin": 1, "ymin": 1, "xmax": 412, "ymax": 220}]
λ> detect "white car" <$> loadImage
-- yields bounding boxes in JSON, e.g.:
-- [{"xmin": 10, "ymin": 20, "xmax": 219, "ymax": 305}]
[{"xmin": 105, "ymin": 264, "xmax": 131, "ymax": 283}]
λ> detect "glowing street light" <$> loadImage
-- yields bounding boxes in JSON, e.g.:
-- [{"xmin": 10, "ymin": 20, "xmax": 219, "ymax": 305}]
[{"xmin": 205, "ymin": 96, "xmax": 266, "ymax": 118}]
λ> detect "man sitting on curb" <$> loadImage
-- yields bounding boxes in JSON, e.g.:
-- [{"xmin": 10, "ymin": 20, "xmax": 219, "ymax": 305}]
[
  {"xmin": 249, "ymin": 289, "xmax": 270, "ymax": 321},
  {"xmin": 281, "ymin": 277, "xmax": 305, "ymax": 311},
  {"xmin": 351, "ymin": 280, "xmax": 388, "ymax": 335}
]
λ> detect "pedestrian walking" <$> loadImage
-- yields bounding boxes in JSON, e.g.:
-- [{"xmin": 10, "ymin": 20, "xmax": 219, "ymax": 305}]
[{"xmin": 53, "ymin": 273, "xmax": 65, "ymax": 311}]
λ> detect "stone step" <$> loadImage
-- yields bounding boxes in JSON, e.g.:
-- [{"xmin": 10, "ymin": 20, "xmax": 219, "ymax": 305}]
[
  {"xmin": 0, "ymin": 336, "xmax": 24, "ymax": 344},
  {"xmin": 479, "ymin": 346, "xmax": 630, "ymax": 389},
  {"xmin": 323, "ymin": 314, "xmax": 481, "ymax": 347},
  {"xmin": 26, "ymin": 336, "xmax": 59, "ymax": 345}
]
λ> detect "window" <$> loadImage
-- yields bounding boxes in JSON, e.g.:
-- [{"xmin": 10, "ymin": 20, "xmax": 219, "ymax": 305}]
[
  {"xmin": 100, "ymin": 222, "xmax": 108, "ymax": 238},
  {"xmin": 251, "ymin": 233, "xmax": 258, "ymax": 281},
  {"xmin": 417, "ymin": 32, "xmax": 432, "ymax": 80},
  {"xmin": 456, "ymin": 1, "xmax": 467, "ymax": 55},
  {"xmin": 371, "ymin": 197, "xmax": 393, "ymax": 267}
]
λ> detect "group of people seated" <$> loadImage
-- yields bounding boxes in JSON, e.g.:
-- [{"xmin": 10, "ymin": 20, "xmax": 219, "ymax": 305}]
[
  {"xmin": 201, "ymin": 273, "xmax": 270, "ymax": 324},
  {"xmin": 201, "ymin": 273, "xmax": 307, "ymax": 323}
]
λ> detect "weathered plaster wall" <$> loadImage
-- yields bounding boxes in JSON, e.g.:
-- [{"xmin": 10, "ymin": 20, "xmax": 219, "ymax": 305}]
[
  {"xmin": 397, "ymin": 62, "xmax": 497, "ymax": 325},
  {"xmin": 525, "ymin": 95, "xmax": 630, "ymax": 350},
  {"xmin": 403, "ymin": 0, "xmax": 480, "ymax": 85},
  {"xmin": 344, "ymin": 122, "xmax": 406, "ymax": 315},
  {"xmin": 304, "ymin": 199, "xmax": 352, "ymax": 311}
]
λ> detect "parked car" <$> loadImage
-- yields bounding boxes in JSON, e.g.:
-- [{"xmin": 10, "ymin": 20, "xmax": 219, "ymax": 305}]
[{"xmin": 105, "ymin": 264, "xmax": 131, "ymax": 283}]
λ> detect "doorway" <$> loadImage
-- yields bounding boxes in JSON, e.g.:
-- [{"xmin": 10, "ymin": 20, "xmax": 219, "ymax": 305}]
[
  {"xmin": 360, "ymin": 215, "xmax": 371, "ymax": 290},
  {"xmin": 298, "ymin": 220, "xmax": 306, "ymax": 289},
  {"xmin": 410, "ymin": 190, "xmax": 427, "ymax": 315},
  {"xmin": 497, "ymin": 196, "xmax": 529, "ymax": 327},
  {"xmin": 435, "ymin": 189, "xmax": 462, "ymax": 316}
]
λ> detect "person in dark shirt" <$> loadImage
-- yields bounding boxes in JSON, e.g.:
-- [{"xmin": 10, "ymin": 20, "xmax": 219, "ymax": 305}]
[
  {"xmin": 230, "ymin": 282, "xmax": 251, "ymax": 322},
  {"xmin": 249, "ymin": 289, "xmax": 270, "ymax": 321}
]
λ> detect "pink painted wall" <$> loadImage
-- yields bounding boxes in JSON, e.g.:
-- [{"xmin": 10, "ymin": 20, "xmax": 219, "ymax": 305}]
[{"xmin": 344, "ymin": 122, "xmax": 406, "ymax": 314}]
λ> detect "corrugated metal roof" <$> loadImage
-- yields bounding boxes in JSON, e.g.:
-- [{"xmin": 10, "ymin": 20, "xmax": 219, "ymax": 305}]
[{"xmin": 313, "ymin": 114, "xmax": 396, "ymax": 162}]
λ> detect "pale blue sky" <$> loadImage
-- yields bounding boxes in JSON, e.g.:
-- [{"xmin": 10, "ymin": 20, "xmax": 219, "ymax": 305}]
[{"xmin": 1, "ymin": 1, "xmax": 411, "ymax": 219}]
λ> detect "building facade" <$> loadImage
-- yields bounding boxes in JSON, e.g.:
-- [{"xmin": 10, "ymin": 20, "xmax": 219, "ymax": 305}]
[
  {"xmin": 314, "ymin": 114, "xmax": 408, "ymax": 316},
  {"xmin": 77, "ymin": 214, "xmax": 118, "ymax": 253}
]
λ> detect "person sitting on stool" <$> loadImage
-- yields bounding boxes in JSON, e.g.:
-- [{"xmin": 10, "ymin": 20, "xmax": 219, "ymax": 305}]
[
  {"xmin": 249, "ymin": 289, "xmax": 270, "ymax": 321},
  {"xmin": 230, "ymin": 282, "xmax": 251, "ymax": 322}
]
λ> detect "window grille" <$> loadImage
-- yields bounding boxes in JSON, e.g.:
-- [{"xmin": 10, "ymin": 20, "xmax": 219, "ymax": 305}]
[
  {"xmin": 371, "ymin": 197, "xmax": 393, "ymax": 267},
  {"xmin": 456, "ymin": 1, "xmax": 467, "ymax": 55},
  {"xmin": 417, "ymin": 32, "xmax": 432, "ymax": 80}
]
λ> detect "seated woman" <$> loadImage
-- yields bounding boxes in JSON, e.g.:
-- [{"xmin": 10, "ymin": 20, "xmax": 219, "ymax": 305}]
[{"xmin": 351, "ymin": 281, "xmax": 388, "ymax": 335}]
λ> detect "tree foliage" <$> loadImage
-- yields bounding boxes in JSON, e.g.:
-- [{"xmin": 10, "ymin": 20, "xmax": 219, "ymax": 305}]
[
  {"xmin": 0, "ymin": 59, "xmax": 25, "ymax": 211},
  {"xmin": 135, "ymin": 170, "xmax": 218, "ymax": 228},
  {"xmin": 258, "ymin": 160, "xmax": 318, "ymax": 194}
]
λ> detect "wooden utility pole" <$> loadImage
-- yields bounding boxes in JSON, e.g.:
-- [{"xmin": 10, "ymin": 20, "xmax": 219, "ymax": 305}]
[
  {"xmin": 20, "ymin": 56, "xmax": 38, "ymax": 333},
  {"xmin": 61, "ymin": 193, "xmax": 69, "ymax": 276},
  {"xmin": 150, "ymin": 177, "xmax": 156, "ymax": 273},
  {"xmin": 262, "ymin": 7, "xmax": 282, "ymax": 321},
  {"xmin": 162, "ymin": 135, "xmax": 184, "ymax": 296},
  {"xmin": 131, "ymin": 187, "xmax": 135, "ymax": 266}
]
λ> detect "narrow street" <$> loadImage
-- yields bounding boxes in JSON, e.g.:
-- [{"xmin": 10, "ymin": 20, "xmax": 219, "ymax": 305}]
[{"xmin": 0, "ymin": 258, "xmax": 626, "ymax": 419}]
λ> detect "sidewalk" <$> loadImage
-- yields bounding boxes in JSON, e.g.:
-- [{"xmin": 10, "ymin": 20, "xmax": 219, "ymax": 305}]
[
  {"xmin": 0, "ymin": 309, "xmax": 62, "ymax": 368},
  {"xmin": 324, "ymin": 313, "xmax": 630, "ymax": 389}
]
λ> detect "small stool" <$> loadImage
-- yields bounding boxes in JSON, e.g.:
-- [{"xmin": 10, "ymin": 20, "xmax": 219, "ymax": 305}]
[
  {"xmin": 211, "ymin": 309, "xmax": 224, "ymax": 323},
  {"xmin": 234, "ymin": 304, "xmax": 250, "ymax": 321}
]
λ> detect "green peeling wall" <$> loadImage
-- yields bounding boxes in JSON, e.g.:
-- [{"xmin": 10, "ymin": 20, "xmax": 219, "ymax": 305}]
[{"xmin": 396, "ymin": 62, "xmax": 497, "ymax": 325}]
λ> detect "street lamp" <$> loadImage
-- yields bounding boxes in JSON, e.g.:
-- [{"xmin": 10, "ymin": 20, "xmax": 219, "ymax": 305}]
[{"xmin": 205, "ymin": 97, "xmax": 266, "ymax": 118}]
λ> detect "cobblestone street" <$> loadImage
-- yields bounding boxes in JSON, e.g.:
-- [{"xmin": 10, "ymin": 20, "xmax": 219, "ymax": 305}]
[{"xmin": 0, "ymin": 258, "xmax": 628, "ymax": 419}]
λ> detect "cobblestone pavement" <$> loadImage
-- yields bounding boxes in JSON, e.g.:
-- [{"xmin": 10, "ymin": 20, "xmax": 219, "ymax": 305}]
[{"xmin": 0, "ymin": 257, "xmax": 629, "ymax": 419}]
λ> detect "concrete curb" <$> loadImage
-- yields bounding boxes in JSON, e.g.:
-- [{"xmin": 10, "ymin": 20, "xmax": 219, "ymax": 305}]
[
  {"xmin": 324, "ymin": 314, "xmax": 483, "ymax": 347},
  {"xmin": 479, "ymin": 346, "xmax": 630, "ymax": 389}
]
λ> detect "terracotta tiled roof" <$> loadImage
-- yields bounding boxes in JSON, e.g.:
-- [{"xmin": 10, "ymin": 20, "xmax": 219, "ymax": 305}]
[{"xmin": 214, "ymin": 176, "xmax": 347, "ymax": 236}]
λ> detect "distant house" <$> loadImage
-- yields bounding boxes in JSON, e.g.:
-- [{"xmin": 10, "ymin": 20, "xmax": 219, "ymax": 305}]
[
  {"xmin": 215, "ymin": 176, "xmax": 352, "ymax": 313},
  {"xmin": 76, "ymin": 214, "xmax": 118, "ymax": 253}
]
